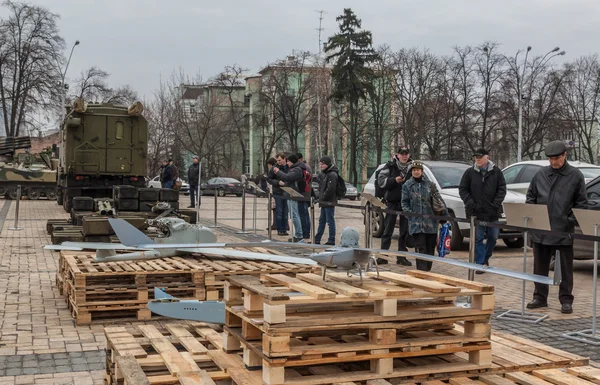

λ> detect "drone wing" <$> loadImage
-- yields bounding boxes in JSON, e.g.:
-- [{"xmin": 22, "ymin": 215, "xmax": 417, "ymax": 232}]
[
  {"xmin": 175, "ymin": 247, "xmax": 317, "ymax": 266},
  {"xmin": 44, "ymin": 242, "xmax": 141, "ymax": 251}
]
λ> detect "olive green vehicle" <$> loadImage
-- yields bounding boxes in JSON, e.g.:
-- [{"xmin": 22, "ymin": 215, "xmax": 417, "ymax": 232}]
[
  {"xmin": 57, "ymin": 99, "xmax": 148, "ymax": 212},
  {"xmin": 0, "ymin": 151, "xmax": 57, "ymax": 200}
]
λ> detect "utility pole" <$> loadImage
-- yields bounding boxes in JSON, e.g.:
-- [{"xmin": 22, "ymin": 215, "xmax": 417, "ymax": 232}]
[{"xmin": 315, "ymin": 10, "xmax": 326, "ymax": 162}]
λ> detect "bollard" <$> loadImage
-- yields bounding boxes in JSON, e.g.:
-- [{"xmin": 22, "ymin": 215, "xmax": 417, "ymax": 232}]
[
  {"xmin": 236, "ymin": 185, "xmax": 249, "ymax": 234},
  {"xmin": 209, "ymin": 190, "xmax": 220, "ymax": 228},
  {"xmin": 268, "ymin": 191, "xmax": 273, "ymax": 240},
  {"xmin": 365, "ymin": 203, "xmax": 372, "ymax": 248},
  {"xmin": 310, "ymin": 198, "xmax": 316, "ymax": 245},
  {"xmin": 467, "ymin": 215, "xmax": 476, "ymax": 282},
  {"xmin": 252, "ymin": 192, "xmax": 258, "ymax": 234},
  {"xmin": 9, "ymin": 185, "xmax": 23, "ymax": 231},
  {"xmin": 196, "ymin": 162, "xmax": 202, "ymax": 222}
]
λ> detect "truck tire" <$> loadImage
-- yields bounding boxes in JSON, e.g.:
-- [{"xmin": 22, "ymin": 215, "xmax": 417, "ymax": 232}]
[
  {"xmin": 46, "ymin": 188, "xmax": 57, "ymax": 200},
  {"xmin": 56, "ymin": 189, "xmax": 63, "ymax": 205},
  {"xmin": 63, "ymin": 194, "xmax": 73, "ymax": 212},
  {"xmin": 0, "ymin": 186, "xmax": 6, "ymax": 196},
  {"xmin": 27, "ymin": 188, "xmax": 41, "ymax": 200}
]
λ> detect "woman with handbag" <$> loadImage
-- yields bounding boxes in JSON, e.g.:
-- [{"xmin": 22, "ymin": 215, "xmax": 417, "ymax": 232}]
[{"xmin": 401, "ymin": 161, "xmax": 448, "ymax": 271}]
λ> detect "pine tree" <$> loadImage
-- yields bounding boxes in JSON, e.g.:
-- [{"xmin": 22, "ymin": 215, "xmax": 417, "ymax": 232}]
[{"xmin": 325, "ymin": 8, "xmax": 378, "ymax": 185}]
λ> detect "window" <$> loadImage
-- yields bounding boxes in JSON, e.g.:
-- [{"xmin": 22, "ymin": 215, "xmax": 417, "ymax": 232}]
[
  {"xmin": 244, "ymin": 95, "xmax": 251, "ymax": 105},
  {"xmin": 208, "ymin": 178, "xmax": 217, "ymax": 184},
  {"xmin": 503, "ymin": 165, "xmax": 524, "ymax": 184},
  {"xmin": 516, "ymin": 165, "xmax": 541, "ymax": 184},
  {"xmin": 115, "ymin": 121, "xmax": 124, "ymax": 140},
  {"xmin": 587, "ymin": 181, "xmax": 600, "ymax": 199},
  {"xmin": 580, "ymin": 168, "xmax": 600, "ymax": 180}
]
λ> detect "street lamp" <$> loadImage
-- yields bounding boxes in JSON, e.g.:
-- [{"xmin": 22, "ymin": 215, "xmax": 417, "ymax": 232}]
[
  {"xmin": 60, "ymin": 40, "xmax": 80, "ymax": 123},
  {"xmin": 513, "ymin": 46, "xmax": 565, "ymax": 162}
]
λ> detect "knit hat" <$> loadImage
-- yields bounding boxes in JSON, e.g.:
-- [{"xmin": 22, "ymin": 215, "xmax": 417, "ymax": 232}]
[
  {"xmin": 320, "ymin": 156, "xmax": 333, "ymax": 167},
  {"xmin": 287, "ymin": 154, "xmax": 299, "ymax": 164}
]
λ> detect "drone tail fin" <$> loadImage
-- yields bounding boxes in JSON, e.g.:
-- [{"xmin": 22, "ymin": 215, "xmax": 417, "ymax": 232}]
[{"xmin": 108, "ymin": 218, "xmax": 154, "ymax": 247}]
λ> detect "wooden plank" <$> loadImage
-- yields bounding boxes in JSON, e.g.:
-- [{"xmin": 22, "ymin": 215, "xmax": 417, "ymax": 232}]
[
  {"xmin": 115, "ymin": 356, "xmax": 151, "ymax": 385},
  {"xmin": 297, "ymin": 273, "xmax": 371, "ymax": 298},
  {"xmin": 533, "ymin": 369, "xmax": 596, "ymax": 385},
  {"xmin": 507, "ymin": 372, "xmax": 557, "ymax": 385},
  {"xmin": 480, "ymin": 375, "xmax": 520, "ymax": 385},
  {"xmin": 494, "ymin": 332, "xmax": 587, "ymax": 363},
  {"xmin": 177, "ymin": 371, "xmax": 216, "ymax": 385},
  {"xmin": 265, "ymin": 274, "xmax": 337, "ymax": 299},
  {"xmin": 228, "ymin": 275, "xmax": 290, "ymax": 301},
  {"xmin": 165, "ymin": 324, "xmax": 208, "ymax": 355},
  {"xmin": 368, "ymin": 271, "xmax": 461, "ymax": 293},
  {"xmin": 406, "ymin": 270, "xmax": 494, "ymax": 292},
  {"xmin": 567, "ymin": 366, "xmax": 600, "ymax": 385},
  {"xmin": 138, "ymin": 325, "xmax": 199, "ymax": 376},
  {"xmin": 450, "ymin": 378, "xmax": 486, "ymax": 385}
]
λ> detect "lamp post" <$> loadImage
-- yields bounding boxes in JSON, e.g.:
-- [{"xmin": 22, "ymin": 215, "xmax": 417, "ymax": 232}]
[
  {"xmin": 59, "ymin": 40, "xmax": 80, "ymax": 123},
  {"xmin": 509, "ymin": 46, "xmax": 565, "ymax": 162}
]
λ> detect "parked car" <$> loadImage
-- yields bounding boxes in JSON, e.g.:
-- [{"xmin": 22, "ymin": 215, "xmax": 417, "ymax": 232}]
[
  {"xmin": 311, "ymin": 180, "xmax": 358, "ymax": 200},
  {"xmin": 362, "ymin": 161, "xmax": 527, "ymax": 250},
  {"xmin": 503, "ymin": 160, "xmax": 600, "ymax": 195},
  {"xmin": 200, "ymin": 177, "xmax": 243, "ymax": 197},
  {"xmin": 147, "ymin": 176, "xmax": 189, "ymax": 195}
]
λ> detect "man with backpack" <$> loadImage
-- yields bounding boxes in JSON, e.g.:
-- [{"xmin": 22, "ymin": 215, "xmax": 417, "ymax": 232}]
[
  {"xmin": 376, "ymin": 147, "xmax": 413, "ymax": 265},
  {"xmin": 297, "ymin": 153, "xmax": 312, "ymax": 241},
  {"xmin": 315, "ymin": 156, "xmax": 340, "ymax": 245},
  {"xmin": 273, "ymin": 153, "xmax": 307, "ymax": 243}
]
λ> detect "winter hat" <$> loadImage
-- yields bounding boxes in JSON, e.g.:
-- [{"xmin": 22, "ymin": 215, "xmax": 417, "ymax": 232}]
[
  {"xmin": 411, "ymin": 161, "xmax": 424, "ymax": 170},
  {"xmin": 287, "ymin": 154, "xmax": 299, "ymax": 164},
  {"xmin": 320, "ymin": 156, "xmax": 333, "ymax": 167}
]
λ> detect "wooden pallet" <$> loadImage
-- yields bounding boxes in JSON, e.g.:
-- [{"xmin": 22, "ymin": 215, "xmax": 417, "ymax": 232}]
[
  {"xmin": 105, "ymin": 323, "xmax": 238, "ymax": 385},
  {"xmin": 227, "ymin": 332, "xmax": 589, "ymax": 385},
  {"xmin": 223, "ymin": 271, "xmax": 496, "ymax": 385}
]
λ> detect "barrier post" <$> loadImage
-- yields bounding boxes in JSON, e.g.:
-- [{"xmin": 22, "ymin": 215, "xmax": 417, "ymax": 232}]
[
  {"xmin": 209, "ymin": 191, "xmax": 220, "ymax": 228},
  {"xmin": 468, "ymin": 215, "xmax": 476, "ymax": 282},
  {"xmin": 267, "ymin": 191, "xmax": 273, "ymax": 240},
  {"xmin": 9, "ymin": 185, "xmax": 23, "ymax": 231},
  {"xmin": 310, "ymin": 197, "xmax": 316, "ymax": 245},
  {"xmin": 236, "ymin": 185, "xmax": 250, "ymax": 235},
  {"xmin": 365, "ymin": 203, "xmax": 372, "ymax": 248}
]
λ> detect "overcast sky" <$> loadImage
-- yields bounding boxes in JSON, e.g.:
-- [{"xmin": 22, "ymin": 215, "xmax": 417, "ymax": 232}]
[{"xmin": 19, "ymin": 0, "xmax": 600, "ymax": 101}]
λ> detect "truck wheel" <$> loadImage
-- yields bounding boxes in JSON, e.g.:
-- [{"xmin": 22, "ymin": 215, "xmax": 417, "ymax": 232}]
[
  {"xmin": 46, "ymin": 189, "xmax": 57, "ymax": 200},
  {"xmin": 27, "ymin": 189, "xmax": 41, "ymax": 200},
  {"xmin": 7, "ymin": 188, "xmax": 21, "ymax": 200},
  {"xmin": 0, "ymin": 186, "xmax": 6, "ymax": 196},
  {"xmin": 56, "ymin": 190, "xmax": 63, "ymax": 205},
  {"xmin": 63, "ymin": 195, "xmax": 73, "ymax": 212}
]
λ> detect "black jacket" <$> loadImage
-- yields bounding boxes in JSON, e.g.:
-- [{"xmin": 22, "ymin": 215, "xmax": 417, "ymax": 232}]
[
  {"xmin": 526, "ymin": 162, "xmax": 588, "ymax": 246},
  {"xmin": 267, "ymin": 165, "xmax": 288, "ymax": 196},
  {"xmin": 187, "ymin": 163, "xmax": 199, "ymax": 186},
  {"xmin": 318, "ymin": 165, "xmax": 339, "ymax": 207},
  {"xmin": 377, "ymin": 158, "xmax": 412, "ymax": 203},
  {"xmin": 276, "ymin": 162, "xmax": 309, "ymax": 197},
  {"xmin": 162, "ymin": 164, "xmax": 173, "ymax": 183},
  {"xmin": 458, "ymin": 162, "xmax": 507, "ymax": 221}
]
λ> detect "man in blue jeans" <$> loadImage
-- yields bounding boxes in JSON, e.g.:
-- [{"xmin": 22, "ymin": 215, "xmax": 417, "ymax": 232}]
[
  {"xmin": 273, "ymin": 153, "xmax": 306, "ymax": 242},
  {"xmin": 458, "ymin": 148, "xmax": 507, "ymax": 274},
  {"xmin": 315, "ymin": 156, "xmax": 338, "ymax": 245}
]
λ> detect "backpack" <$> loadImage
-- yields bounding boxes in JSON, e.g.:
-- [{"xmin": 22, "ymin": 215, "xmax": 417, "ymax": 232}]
[
  {"xmin": 374, "ymin": 163, "xmax": 389, "ymax": 199},
  {"xmin": 298, "ymin": 169, "xmax": 312, "ymax": 194},
  {"xmin": 335, "ymin": 173, "xmax": 346, "ymax": 199}
]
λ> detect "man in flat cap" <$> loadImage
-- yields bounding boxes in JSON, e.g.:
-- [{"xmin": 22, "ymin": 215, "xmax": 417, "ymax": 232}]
[
  {"xmin": 459, "ymin": 148, "xmax": 507, "ymax": 273},
  {"xmin": 526, "ymin": 140, "xmax": 587, "ymax": 314}
]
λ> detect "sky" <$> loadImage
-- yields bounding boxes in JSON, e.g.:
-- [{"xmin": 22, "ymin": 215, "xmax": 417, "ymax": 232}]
[{"xmin": 8, "ymin": 0, "xmax": 600, "ymax": 101}]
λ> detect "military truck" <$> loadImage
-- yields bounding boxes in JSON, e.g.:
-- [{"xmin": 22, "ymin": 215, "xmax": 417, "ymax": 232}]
[
  {"xmin": 0, "ymin": 151, "xmax": 57, "ymax": 200},
  {"xmin": 57, "ymin": 99, "xmax": 148, "ymax": 211}
]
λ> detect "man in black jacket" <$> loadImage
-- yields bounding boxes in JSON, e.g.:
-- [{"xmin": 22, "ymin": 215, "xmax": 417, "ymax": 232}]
[
  {"xmin": 458, "ymin": 148, "xmax": 507, "ymax": 273},
  {"xmin": 187, "ymin": 156, "xmax": 200, "ymax": 208},
  {"xmin": 315, "ymin": 156, "xmax": 338, "ymax": 245},
  {"xmin": 525, "ymin": 141, "xmax": 588, "ymax": 314},
  {"xmin": 267, "ymin": 154, "xmax": 289, "ymax": 236},
  {"xmin": 274, "ymin": 153, "xmax": 307, "ymax": 242},
  {"xmin": 377, "ymin": 147, "xmax": 413, "ymax": 265}
]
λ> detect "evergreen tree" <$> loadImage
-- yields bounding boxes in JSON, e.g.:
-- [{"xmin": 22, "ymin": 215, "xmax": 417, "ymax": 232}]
[{"xmin": 325, "ymin": 8, "xmax": 378, "ymax": 184}]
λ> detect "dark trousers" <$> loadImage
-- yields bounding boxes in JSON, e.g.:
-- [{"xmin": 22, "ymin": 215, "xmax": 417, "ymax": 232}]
[
  {"xmin": 189, "ymin": 185, "xmax": 198, "ymax": 207},
  {"xmin": 413, "ymin": 233, "xmax": 436, "ymax": 271},
  {"xmin": 533, "ymin": 242, "xmax": 574, "ymax": 305},
  {"xmin": 298, "ymin": 200, "xmax": 310, "ymax": 239},
  {"xmin": 381, "ymin": 202, "xmax": 409, "ymax": 256},
  {"xmin": 315, "ymin": 206, "xmax": 336, "ymax": 244},
  {"xmin": 274, "ymin": 195, "xmax": 288, "ymax": 233}
]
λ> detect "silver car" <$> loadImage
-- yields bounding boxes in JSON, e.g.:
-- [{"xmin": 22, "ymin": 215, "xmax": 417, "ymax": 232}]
[{"xmin": 362, "ymin": 161, "xmax": 527, "ymax": 250}]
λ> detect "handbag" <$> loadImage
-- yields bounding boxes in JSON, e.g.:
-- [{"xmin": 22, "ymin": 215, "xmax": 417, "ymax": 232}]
[
  {"xmin": 174, "ymin": 180, "xmax": 182, "ymax": 190},
  {"xmin": 429, "ymin": 183, "xmax": 446, "ymax": 215}
]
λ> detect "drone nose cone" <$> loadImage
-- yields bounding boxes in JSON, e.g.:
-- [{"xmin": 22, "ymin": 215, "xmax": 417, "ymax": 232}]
[{"xmin": 310, "ymin": 252, "xmax": 336, "ymax": 267}]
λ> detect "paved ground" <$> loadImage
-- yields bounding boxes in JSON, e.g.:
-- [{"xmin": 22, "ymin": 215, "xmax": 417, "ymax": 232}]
[{"xmin": 0, "ymin": 196, "xmax": 599, "ymax": 383}]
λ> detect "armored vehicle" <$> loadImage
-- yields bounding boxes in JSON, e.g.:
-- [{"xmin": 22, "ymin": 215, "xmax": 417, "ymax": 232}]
[
  {"xmin": 0, "ymin": 151, "xmax": 57, "ymax": 200},
  {"xmin": 57, "ymin": 99, "xmax": 148, "ymax": 211}
]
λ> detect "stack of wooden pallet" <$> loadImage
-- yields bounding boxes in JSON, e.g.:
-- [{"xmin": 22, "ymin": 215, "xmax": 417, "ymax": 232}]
[
  {"xmin": 222, "ymin": 270, "xmax": 495, "ymax": 385},
  {"xmin": 104, "ymin": 323, "xmax": 235, "ymax": 385},
  {"xmin": 57, "ymin": 250, "xmax": 315, "ymax": 325}
]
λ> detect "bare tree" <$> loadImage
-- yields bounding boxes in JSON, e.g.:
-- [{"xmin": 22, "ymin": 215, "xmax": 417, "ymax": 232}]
[
  {"xmin": 559, "ymin": 55, "xmax": 600, "ymax": 163},
  {"xmin": 73, "ymin": 66, "xmax": 138, "ymax": 105},
  {"xmin": 0, "ymin": 1, "xmax": 64, "ymax": 136},
  {"xmin": 258, "ymin": 52, "xmax": 319, "ymax": 153},
  {"xmin": 145, "ymin": 80, "xmax": 175, "ymax": 177}
]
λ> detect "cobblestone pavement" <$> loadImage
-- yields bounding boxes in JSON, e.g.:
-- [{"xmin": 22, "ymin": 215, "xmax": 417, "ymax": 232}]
[{"xmin": 0, "ymin": 197, "xmax": 599, "ymax": 383}]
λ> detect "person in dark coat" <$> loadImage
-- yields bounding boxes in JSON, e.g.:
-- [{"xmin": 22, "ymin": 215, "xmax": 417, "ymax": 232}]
[
  {"xmin": 274, "ymin": 153, "xmax": 308, "ymax": 242},
  {"xmin": 297, "ymin": 153, "xmax": 312, "ymax": 240},
  {"xmin": 315, "ymin": 156, "xmax": 338, "ymax": 245},
  {"xmin": 162, "ymin": 159, "xmax": 174, "ymax": 189},
  {"xmin": 267, "ymin": 153, "xmax": 289, "ymax": 236},
  {"xmin": 377, "ymin": 147, "xmax": 413, "ymax": 265},
  {"xmin": 187, "ymin": 156, "xmax": 200, "ymax": 208},
  {"xmin": 458, "ymin": 148, "xmax": 507, "ymax": 273},
  {"xmin": 525, "ymin": 141, "xmax": 588, "ymax": 314},
  {"xmin": 159, "ymin": 160, "xmax": 168, "ymax": 187}
]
